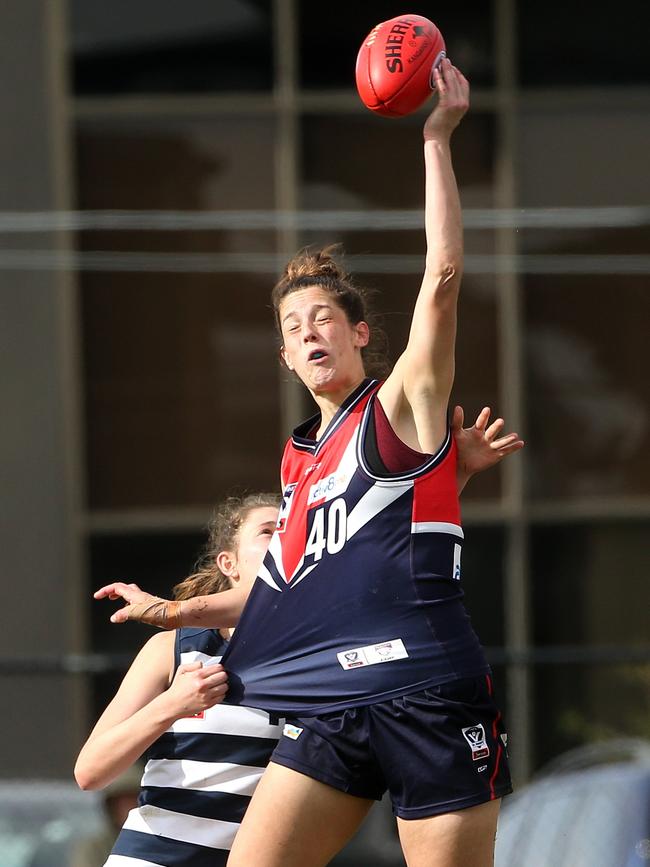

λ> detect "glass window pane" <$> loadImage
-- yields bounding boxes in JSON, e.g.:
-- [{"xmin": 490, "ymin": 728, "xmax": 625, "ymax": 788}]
[
  {"xmin": 70, "ymin": 0, "xmax": 273, "ymax": 94},
  {"xmin": 83, "ymin": 277, "xmax": 281, "ymax": 509},
  {"xmin": 518, "ymin": 1, "xmax": 649, "ymax": 86},
  {"xmin": 76, "ymin": 116, "xmax": 281, "ymax": 510},
  {"xmin": 299, "ymin": 2, "xmax": 495, "ymax": 88},
  {"xmin": 524, "ymin": 276, "xmax": 650, "ymax": 499},
  {"xmin": 301, "ymin": 112, "xmax": 496, "ymax": 209},
  {"xmin": 531, "ymin": 522, "xmax": 649, "ymax": 646},
  {"xmin": 517, "ymin": 109, "xmax": 650, "ymax": 209},
  {"xmin": 76, "ymin": 116, "xmax": 276, "ymax": 211}
]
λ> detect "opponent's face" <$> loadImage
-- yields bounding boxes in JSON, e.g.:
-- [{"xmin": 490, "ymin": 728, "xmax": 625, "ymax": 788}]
[
  {"xmin": 279, "ymin": 286, "xmax": 369, "ymax": 395},
  {"xmin": 227, "ymin": 506, "xmax": 278, "ymax": 595}
]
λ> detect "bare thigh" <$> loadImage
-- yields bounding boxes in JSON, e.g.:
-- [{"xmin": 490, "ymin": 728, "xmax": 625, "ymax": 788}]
[
  {"xmin": 397, "ymin": 799, "xmax": 501, "ymax": 867},
  {"xmin": 226, "ymin": 761, "xmax": 374, "ymax": 867}
]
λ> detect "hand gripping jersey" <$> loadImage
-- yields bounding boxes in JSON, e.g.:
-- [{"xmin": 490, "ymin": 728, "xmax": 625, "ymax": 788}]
[
  {"xmin": 105, "ymin": 628, "xmax": 281, "ymax": 867},
  {"xmin": 222, "ymin": 379, "xmax": 489, "ymax": 715}
]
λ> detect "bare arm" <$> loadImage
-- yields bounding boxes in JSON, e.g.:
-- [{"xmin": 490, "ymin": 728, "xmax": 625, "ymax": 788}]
[
  {"xmin": 379, "ymin": 59, "xmax": 469, "ymax": 455},
  {"xmin": 94, "ymin": 581, "xmax": 250, "ymax": 628},
  {"xmin": 74, "ymin": 631, "xmax": 227, "ymax": 789}
]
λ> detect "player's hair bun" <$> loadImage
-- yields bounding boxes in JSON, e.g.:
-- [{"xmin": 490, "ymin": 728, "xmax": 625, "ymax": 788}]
[{"xmin": 282, "ymin": 244, "xmax": 349, "ymax": 284}]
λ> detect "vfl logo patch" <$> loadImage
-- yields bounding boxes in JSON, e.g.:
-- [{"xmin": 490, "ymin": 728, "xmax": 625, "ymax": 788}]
[
  {"xmin": 343, "ymin": 651, "xmax": 364, "ymax": 669},
  {"xmin": 462, "ymin": 724, "xmax": 490, "ymax": 761},
  {"xmin": 283, "ymin": 724, "xmax": 304, "ymax": 740},
  {"xmin": 337, "ymin": 639, "xmax": 409, "ymax": 670}
]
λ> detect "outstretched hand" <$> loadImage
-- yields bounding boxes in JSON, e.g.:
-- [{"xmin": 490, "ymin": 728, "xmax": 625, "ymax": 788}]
[
  {"xmin": 94, "ymin": 582, "xmax": 181, "ymax": 629},
  {"xmin": 424, "ymin": 58, "xmax": 469, "ymax": 141},
  {"xmin": 453, "ymin": 405, "xmax": 524, "ymax": 482}
]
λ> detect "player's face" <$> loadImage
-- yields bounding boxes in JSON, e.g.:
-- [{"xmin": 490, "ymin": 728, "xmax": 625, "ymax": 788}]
[
  {"xmin": 231, "ymin": 506, "xmax": 278, "ymax": 594},
  {"xmin": 279, "ymin": 286, "xmax": 369, "ymax": 395}
]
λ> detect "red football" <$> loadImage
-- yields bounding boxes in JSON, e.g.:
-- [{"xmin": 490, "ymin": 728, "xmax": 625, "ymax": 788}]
[{"xmin": 355, "ymin": 14, "xmax": 446, "ymax": 117}]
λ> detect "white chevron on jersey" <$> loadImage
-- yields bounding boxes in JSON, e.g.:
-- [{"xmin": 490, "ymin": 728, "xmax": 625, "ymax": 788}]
[
  {"xmin": 267, "ymin": 530, "xmax": 291, "ymax": 583},
  {"xmin": 141, "ymin": 758, "xmax": 264, "ymax": 796},
  {"xmin": 288, "ymin": 562, "xmax": 318, "ymax": 589},
  {"xmin": 346, "ymin": 479, "xmax": 413, "ymax": 540},
  {"xmin": 122, "ymin": 804, "xmax": 239, "ymax": 850},
  {"xmin": 257, "ymin": 558, "xmax": 283, "ymax": 592}
]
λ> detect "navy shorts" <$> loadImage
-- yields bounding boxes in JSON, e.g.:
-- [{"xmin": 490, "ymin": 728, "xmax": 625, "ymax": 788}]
[{"xmin": 271, "ymin": 674, "xmax": 512, "ymax": 819}]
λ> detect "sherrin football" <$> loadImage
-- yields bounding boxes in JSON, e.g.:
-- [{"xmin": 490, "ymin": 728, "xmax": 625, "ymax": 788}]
[{"xmin": 355, "ymin": 14, "xmax": 446, "ymax": 117}]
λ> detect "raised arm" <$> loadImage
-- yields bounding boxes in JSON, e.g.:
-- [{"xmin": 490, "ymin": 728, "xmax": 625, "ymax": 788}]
[
  {"xmin": 379, "ymin": 58, "xmax": 469, "ymax": 455},
  {"xmin": 74, "ymin": 631, "xmax": 227, "ymax": 790}
]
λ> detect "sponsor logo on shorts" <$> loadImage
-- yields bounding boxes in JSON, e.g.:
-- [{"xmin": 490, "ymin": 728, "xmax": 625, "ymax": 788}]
[
  {"xmin": 477, "ymin": 764, "xmax": 488, "ymax": 773},
  {"xmin": 462, "ymin": 724, "xmax": 490, "ymax": 761},
  {"xmin": 283, "ymin": 724, "xmax": 304, "ymax": 740},
  {"xmin": 500, "ymin": 732, "xmax": 509, "ymax": 755},
  {"xmin": 337, "ymin": 639, "xmax": 409, "ymax": 670}
]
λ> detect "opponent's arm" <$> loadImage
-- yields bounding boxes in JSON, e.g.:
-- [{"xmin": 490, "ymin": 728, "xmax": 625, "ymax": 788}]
[
  {"xmin": 379, "ymin": 59, "xmax": 469, "ymax": 455},
  {"xmin": 74, "ymin": 631, "xmax": 227, "ymax": 789},
  {"xmin": 94, "ymin": 581, "xmax": 249, "ymax": 628},
  {"xmin": 453, "ymin": 405, "xmax": 524, "ymax": 494}
]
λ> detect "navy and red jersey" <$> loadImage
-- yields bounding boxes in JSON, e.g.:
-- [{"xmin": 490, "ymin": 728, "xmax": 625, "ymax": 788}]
[{"xmin": 222, "ymin": 378, "xmax": 489, "ymax": 715}]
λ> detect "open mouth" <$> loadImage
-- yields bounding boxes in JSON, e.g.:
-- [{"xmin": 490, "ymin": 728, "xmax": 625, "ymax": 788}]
[{"xmin": 308, "ymin": 350, "xmax": 327, "ymax": 362}]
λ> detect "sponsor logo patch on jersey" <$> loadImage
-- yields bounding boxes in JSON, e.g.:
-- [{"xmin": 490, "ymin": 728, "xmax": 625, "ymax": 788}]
[
  {"xmin": 337, "ymin": 638, "xmax": 409, "ymax": 670},
  {"xmin": 307, "ymin": 470, "xmax": 351, "ymax": 505},
  {"xmin": 462, "ymin": 724, "xmax": 490, "ymax": 760},
  {"xmin": 283, "ymin": 723, "xmax": 304, "ymax": 740}
]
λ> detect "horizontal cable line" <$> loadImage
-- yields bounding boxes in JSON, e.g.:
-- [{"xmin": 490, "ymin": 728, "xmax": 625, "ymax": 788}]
[
  {"xmin": 0, "ymin": 250, "xmax": 648, "ymax": 275},
  {"xmin": 1, "ymin": 645, "xmax": 648, "ymax": 675},
  {"xmin": 0, "ymin": 206, "xmax": 648, "ymax": 232}
]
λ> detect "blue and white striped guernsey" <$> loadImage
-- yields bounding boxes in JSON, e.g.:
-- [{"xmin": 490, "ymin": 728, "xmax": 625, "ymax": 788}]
[{"xmin": 104, "ymin": 627, "xmax": 282, "ymax": 867}]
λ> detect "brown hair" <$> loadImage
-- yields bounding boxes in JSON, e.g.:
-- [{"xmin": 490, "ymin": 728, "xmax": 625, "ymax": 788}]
[
  {"xmin": 173, "ymin": 492, "xmax": 281, "ymax": 600},
  {"xmin": 271, "ymin": 244, "xmax": 390, "ymax": 378}
]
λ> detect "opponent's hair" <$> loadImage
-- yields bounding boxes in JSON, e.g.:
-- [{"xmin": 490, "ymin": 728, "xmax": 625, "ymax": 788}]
[
  {"xmin": 271, "ymin": 245, "xmax": 390, "ymax": 378},
  {"xmin": 173, "ymin": 492, "xmax": 281, "ymax": 600}
]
